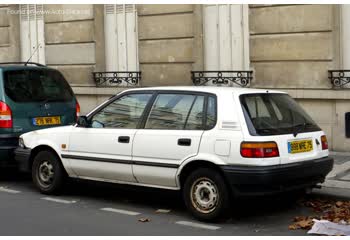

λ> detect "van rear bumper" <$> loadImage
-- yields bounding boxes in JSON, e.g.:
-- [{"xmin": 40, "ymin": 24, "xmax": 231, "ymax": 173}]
[
  {"xmin": 0, "ymin": 134, "xmax": 19, "ymax": 166},
  {"xmin": 220, "ymin": 157, "xmax": 334, "ymax": 196}
]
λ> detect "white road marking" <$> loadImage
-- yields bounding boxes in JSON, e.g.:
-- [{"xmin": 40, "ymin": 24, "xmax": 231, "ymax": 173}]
[
  {"xmin": 41, "ymin": 197, "xmax": 77, "ymax": 204},
  {"xmin": 101, "ymin": 207, "xmax": 141, "ymax": 216},
  {"xmin": 175, "ymin": 221, "xmax": 221, "ymax": 230},
  {"xmin": 0, "ymin": 187, "xmax": 20, "ymax": 194},
  {"xmin": 156, "ymin": 209, "xmax": 171, "ymax": 213}
]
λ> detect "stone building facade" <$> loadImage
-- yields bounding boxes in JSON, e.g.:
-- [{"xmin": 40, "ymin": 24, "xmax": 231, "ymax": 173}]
[{"xmin": 0, "ymin": 4, "xmax": 350, "ymax": 151}]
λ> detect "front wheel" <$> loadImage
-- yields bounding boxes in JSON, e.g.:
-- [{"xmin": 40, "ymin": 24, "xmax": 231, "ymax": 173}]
[
  {"xmin": 32, "ymin": 150, "xmax": 65, "ymax": 194},
  {"xmin": 183, "ymin": 168, "xmax": 231, "ymax": 222}
]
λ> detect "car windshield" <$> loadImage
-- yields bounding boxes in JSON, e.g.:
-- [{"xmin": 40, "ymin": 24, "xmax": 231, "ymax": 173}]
[
  {"xmin": 3, "ymin": 69, "xmax": 74, "ymax": 103},
  {"xmin": 240, "ymin": 93, "xmax": 321, "ymax": 136}
]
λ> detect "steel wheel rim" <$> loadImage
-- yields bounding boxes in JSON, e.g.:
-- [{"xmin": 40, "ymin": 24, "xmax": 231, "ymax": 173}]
[
  {"xmin": 37, "ymin": 161, "xmax": 54, "ymax": 188},
  {"xmin": 190, "ymin": 177, "xmax": 219, "ymax": 214}
]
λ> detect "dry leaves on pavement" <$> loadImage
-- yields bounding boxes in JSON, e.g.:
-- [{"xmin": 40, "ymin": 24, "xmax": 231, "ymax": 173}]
[{"xmin": 289, "ymin": 198, "xmax": 350, "ymax": 231}]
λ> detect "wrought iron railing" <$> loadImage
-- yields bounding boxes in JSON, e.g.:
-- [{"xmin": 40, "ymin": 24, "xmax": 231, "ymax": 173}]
[
  {"xmin": 191, "ymin": 71, "xmax": 253, "ymax": 87},
  {"xmin": 328, "ymin": 70, "xmax": 350, "ymax": 88},
  {"xmin": 93, "ymin": 71, "xmax": 141, "ymax": 87}
]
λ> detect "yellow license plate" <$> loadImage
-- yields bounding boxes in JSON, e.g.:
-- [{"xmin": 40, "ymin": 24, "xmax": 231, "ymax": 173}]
[
  {"xmin": 288, "ymin": 139, "xmax": 313, "ymax": 154},
  {"xmin": 33, "ymin": 116, "xmax": 61, "ymax": 126}
]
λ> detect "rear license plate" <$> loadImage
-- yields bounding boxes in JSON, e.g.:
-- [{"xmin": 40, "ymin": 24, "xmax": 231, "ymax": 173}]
[
  {"xmin": 33, "ymin": 116, "xmax": 61, "ymax": 126},
  {"xmin": 288, "ymin": 139, "xmax": 313, "ymax": 154}
]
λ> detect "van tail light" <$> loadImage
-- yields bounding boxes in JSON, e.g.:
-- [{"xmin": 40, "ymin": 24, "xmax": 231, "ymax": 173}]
[
  {"xmin": 0, "ymin": 101, "xmax": 12, "ymax": 128},
  {"xmin": 241, "ymin": 142, "xmax": 279, "ymax": 158},
  {"xmin": 321, "ymin": 135, "xmax": 328, "ymax": 150},
  {"xmin": 75, "ymin": 101, "xmax": 80, "ymax": 120}
]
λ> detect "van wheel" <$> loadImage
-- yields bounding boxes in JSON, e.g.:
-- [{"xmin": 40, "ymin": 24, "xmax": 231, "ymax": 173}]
[
  {"xmin": 183, "ymin": 168, "xmax": 231, "ymax": 222},
  {"xmin": 32, "ymin": 150, "xmax": 65, "ymax": 194}
]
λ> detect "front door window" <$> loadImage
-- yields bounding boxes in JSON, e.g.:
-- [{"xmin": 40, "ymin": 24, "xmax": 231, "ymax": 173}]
[{"xmin": 91, "ymin": 93, "xmax": 152, "ymax": 129}]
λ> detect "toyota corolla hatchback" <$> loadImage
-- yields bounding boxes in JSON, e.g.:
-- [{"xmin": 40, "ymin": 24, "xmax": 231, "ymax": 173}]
[
  {"xmin": 15, "ymin": 86, "xmax": 333, "ymax": 221},
  {"xmin": 0, "ymin": 62, "xmax": 80, "ymax": 167}
]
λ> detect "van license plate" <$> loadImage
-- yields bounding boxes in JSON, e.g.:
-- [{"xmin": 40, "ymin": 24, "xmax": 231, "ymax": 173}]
[
  {"xmin": 33, "ymin": 116, "xmax": 61, "ymax": 126},
  {"xmin": 288, "ymin": 139, "xmax": 313, "ymax": 154}
]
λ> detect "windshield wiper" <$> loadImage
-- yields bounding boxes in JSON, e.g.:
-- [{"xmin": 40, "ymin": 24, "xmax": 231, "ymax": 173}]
[{"xmin": 293, "ymin": 122, "xmax": 314, "ymax": 137}]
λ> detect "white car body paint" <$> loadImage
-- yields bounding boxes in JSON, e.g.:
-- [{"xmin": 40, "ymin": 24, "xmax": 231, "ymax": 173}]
[{"xmin": 18, "ymin": 86, "xmax": 329, "ymax": 191}]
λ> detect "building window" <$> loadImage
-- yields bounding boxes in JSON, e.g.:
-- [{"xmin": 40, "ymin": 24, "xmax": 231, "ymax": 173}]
[
  {"xmin": 104, "ymin": 4, "xmax": 139, "ymax": 72},
  {"xmin": 20, "ymin": 4, "xmax": 45, "ymax": 64},
  {"xmin": 202, "ymin": 4, "xmax": 249, "ymax": 71}
]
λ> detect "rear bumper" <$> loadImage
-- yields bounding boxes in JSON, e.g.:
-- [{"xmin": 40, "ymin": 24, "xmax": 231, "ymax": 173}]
[
  {"xmin": 14, "ymin": 147, "xmax": 32, "ymax": 172},
  {"xmin": 0, "ymin": 134, "xmax": 19, "ymax": 166},
  {"xmin": 221, "ymin": 157, "xmax": 334, "ymax": 196}
]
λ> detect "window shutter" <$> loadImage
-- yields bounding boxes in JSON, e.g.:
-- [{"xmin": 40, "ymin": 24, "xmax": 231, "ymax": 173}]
[
  {"xmin": 104, "ymin": 4, "xmax": 138, "ymax": 73},
  {"xmin": 203, "ymin": 5, "xmax": 248, "ymax": 71},
  {"xmin": 20, "ymin": 4, "xmax": 45, "ymax": 64}
]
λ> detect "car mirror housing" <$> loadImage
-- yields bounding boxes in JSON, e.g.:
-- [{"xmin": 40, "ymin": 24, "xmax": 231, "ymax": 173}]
[{"xmin": 77, "ymin": 116, "xmax": 89, "ymax": 127}]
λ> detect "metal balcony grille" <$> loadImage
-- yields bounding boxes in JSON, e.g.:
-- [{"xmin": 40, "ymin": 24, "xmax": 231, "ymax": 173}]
[
  {"xmin": 191, "ymin": 71, "xmax": 253, "ymax": 87},
  {"xmin": 93, "ymin": 71, "xmax": 141, "ymax": 87},
  {"xmin": 328, "ymin": 70, "xmax": 350, "ymax": 88}
]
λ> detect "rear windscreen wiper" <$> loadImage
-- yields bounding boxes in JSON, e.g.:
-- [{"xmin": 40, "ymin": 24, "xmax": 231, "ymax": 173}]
[{"xmin": 293, "ymin": 123, "xmax": 314, "ymax": 137}]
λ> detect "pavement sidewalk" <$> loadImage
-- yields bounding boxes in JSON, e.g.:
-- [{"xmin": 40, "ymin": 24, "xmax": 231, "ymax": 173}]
[{"xmin": 314, "ymin": 152, "xmax": 350, "ymax": 199}]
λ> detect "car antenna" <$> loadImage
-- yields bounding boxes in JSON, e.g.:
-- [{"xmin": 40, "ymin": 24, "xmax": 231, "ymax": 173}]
[{"xmin": 25, "ymin": 44, "xmax": 41, "ymax": 66}]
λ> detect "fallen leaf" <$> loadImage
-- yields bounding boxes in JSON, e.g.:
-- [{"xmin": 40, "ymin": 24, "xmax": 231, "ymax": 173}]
[
  {"xmin": 138, "ymin": 217, "xmax": 150, "ymax": 223},
  {"xmin": 289, "ymin": 224, "xmax": 299, "ymax": 230},
  {"xmin": 336, "ymin": 201, "xmax": 344, "ymax": 207}
]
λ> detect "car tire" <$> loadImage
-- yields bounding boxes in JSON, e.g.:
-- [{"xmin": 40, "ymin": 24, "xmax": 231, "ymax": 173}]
[
  {"xmin": 32, "ymin": 150, "xmax": 65, "ymax": 194},
  {"xmin": 183, "ymin": 168, "xmax": 231, "ymax": 222}
]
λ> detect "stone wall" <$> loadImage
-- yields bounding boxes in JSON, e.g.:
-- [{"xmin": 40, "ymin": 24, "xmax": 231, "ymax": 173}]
[
  {"xmin": 249, "ymin": 5, "xmax": 336, "ymax": 89},
  {"xmin": 0, "ymin": 5, "xmax": 20, "ymax": 62},
  {"xmin": 137, "ymin": 4, "xmax": 196, "ymax": 86},
  {"xmin": 44, "ymin": 4, "xmax": 97, "ymax": 87}
]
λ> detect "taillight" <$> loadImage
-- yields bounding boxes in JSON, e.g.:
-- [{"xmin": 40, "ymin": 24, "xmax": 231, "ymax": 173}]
[
  {"xmin": 321, "ymin": 135, "xmax": 328, "ymax": 150},
  {"xmin": 241, "ymin": 142, "xmax": 279, "ymax": 158},
  {"xmin": 75, "ymin": 101, "xmax": 80, "ymax": 120},
  {"xmin": 0, "ymin": 101, "xmax": 12, "ymax": 128}
]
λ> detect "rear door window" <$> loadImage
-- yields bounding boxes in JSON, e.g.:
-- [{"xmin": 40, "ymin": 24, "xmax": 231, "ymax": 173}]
[
  {"xmin": 145, "ymin": 94, "xmax": 196, "ymax": 130},
  {"xmin": 4, "ymin": 69, "xmax": 74, "ymax": 103}
]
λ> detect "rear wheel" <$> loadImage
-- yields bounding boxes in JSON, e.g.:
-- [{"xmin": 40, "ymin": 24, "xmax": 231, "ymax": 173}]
[
  {"xmin": 32, "ymin": 150, "xmax": 65, "ymax": 194},
  {"xmin": 183, "ymin": 168, "xmax": 231, "ymax": 222}
]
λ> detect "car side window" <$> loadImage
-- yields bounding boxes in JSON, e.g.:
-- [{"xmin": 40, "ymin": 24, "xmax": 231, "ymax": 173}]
[
  {"xmin": 91, "ymin": 93, "xmax": 152, "ymax": 129},
  {"xmin": 145, "ymin": 94, "xmax": 196, "ymax": 130},
  {"xmin": 184, "ymin": 96, "xmax": 205, "ymax": 130},
  {"xmin": 206, "ymin": 96, "xmax": 217, "ymax": 129}
]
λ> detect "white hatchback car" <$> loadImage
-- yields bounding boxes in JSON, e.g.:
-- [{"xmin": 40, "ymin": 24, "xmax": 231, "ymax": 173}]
[{"xmin": 15, "ymin": 86, "xmax": 333, "ymax": 221}]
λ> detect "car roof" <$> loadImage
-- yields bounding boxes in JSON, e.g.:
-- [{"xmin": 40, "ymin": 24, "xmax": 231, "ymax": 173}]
[
  {"xmin": 0, "ymin": 62, "xmax": 49, "ymax": 71},
  {"xmin": 123, "ymin": 86, "xmax": 287, "ymax": 95},
  {"xmin": 0, "ymin": 65, "xmax": 49, "ymax": 71}
]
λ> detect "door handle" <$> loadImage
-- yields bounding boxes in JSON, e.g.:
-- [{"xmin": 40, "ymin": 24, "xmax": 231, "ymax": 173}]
[
  {"xmin": 178, "ymin": 138, "xmax": 191, "ymax": 146},
  {"xmin": 118, "ymin": 136, "xmax": 130, "ymax": 143}
]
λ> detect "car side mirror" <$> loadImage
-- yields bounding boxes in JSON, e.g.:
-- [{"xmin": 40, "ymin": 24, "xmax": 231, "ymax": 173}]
[{"xmin": 77, "ymin": 116, "xmax": 89, "ymax": 127}]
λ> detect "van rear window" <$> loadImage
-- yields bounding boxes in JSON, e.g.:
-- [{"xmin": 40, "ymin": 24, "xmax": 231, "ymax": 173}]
[
  {"xmin": 240, "ymin": 93, "xmax": 321, "ymax": 136},
  {"xmin": 4, "ymin": 69, "xmax": 74, "ymax": 103}
]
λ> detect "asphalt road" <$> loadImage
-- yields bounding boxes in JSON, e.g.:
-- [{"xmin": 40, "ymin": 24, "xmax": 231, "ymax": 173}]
[{"xmin": 0, "ymin": 169, "xmax": 344, "ymax": 236}]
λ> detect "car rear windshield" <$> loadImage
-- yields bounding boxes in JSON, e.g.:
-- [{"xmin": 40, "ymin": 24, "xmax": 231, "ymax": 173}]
[
  {"xmin": 240, "ymin": 93, "xmax": 321, "ymax": 136},
  {"xmin": 3, "ymin": 69, "xmax": 74, "ymax": 103}
]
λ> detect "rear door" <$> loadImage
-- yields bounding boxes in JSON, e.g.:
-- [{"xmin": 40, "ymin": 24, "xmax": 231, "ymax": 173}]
[
  {"xmin": 132, "ymin": 92, "xmax": 208, "ymax": 187},
  {"xmin": 239, "ymin": 93, "xmax": 327, "ymax": 164},
  {"xmin": 3, "ymin": 69, "xmax": 76, "ymax": 134}
]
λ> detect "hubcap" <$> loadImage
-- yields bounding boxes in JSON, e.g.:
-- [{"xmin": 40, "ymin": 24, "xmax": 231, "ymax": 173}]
[
  {"xmin": 38, "ymin": 161, "xmax": 54, "ymax": 187},
  {"xmin": 190, "ymin": 177, "xmax": 219, "ymax": 214}
]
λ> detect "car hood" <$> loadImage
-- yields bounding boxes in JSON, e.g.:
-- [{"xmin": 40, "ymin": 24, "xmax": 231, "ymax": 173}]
[{"xmin": 20, "ymin": 125, "xmax": 74, "ymax": 138}]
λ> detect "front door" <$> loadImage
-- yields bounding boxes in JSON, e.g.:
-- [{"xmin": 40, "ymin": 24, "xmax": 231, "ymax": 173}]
[
  {"xmin": 132, "ymin": 93, "xmax": 211, "ymax": 187},
  {"xmin": 66, "ymin": 92, "xmax": 153, "ymax": 182}
]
